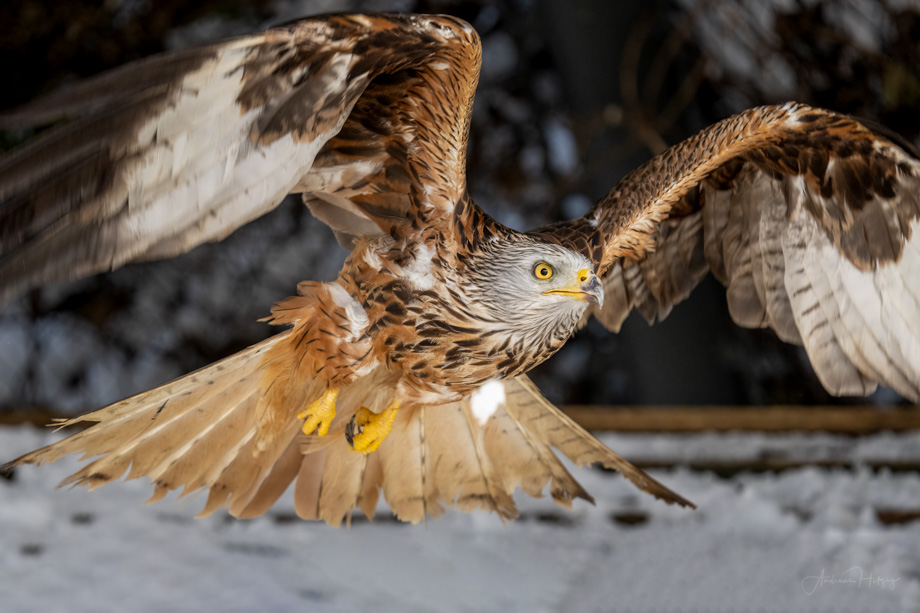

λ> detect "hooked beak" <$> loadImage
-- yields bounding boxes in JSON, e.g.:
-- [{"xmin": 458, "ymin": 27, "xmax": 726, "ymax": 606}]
[{"xmin": 542, "ymin": 269, "xmax": 604, "ymax": 307}]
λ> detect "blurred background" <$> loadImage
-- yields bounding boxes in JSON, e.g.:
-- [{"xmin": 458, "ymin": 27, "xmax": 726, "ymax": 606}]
[
  {"xmin": 2, "ymin": 2, "xmax": 920, "ymax": 611},
  {"xmin": 3, "ymin": 0, "xmax": 920, "ymax": 416}
]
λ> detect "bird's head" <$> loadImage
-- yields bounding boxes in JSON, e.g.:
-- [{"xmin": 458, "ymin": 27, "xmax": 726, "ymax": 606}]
[{"xmin": 462, "ymin": 238, "xmax": 603, "ymax": 338}]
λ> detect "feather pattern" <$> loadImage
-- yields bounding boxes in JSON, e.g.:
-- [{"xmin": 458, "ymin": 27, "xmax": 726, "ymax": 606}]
[
  {"xmin": 543, "ymin": 103, "xmax": 920, "ymax": 400},
  {"xmin": 0, "ymin": 13, "xmax": 481, "ymax": 304},
  {"xmin": 7, "ymin": 364, "xmax": 692, "ymax": 525}
]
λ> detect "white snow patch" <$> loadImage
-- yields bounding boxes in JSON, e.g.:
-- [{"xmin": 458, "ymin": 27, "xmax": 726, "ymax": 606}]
[
  {"xmin": 470, "ymin": 380, "xmax": 505, "ymax": 425},
  {"xmin": 544, "ymin": 117, "xmax": 578, "ymax": 175},
  {"xmin": 3, "ymin": 427, "xmax": 920, "ymax": 612},
  {"xmin": 481, "ymin": 32, "xmax": 518, "ymax": 81}
]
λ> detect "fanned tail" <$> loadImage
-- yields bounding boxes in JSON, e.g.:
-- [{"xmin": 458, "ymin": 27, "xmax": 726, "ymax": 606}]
[
  {"xmin": 8, "ymin": 353, "xmax": 693, "ymax": 525},
  {"xmin": 372, "ymin": 375, "xmax": 694, "ymax": 522},
  {"xmin": 243, "ymin": 374, "xmax": 694, "ymax": 525}
]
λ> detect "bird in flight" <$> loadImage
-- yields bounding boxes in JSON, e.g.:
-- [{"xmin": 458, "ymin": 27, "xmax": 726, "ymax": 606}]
[{"xmin": 3, "ymin": 13, "xmax": 919, "ymax": 525}]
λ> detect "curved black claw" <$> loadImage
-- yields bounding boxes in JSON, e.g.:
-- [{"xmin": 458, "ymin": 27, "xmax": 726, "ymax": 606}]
[{"xmin": 344, "ymin": 415, "xmax": 363, "ymax": 449}]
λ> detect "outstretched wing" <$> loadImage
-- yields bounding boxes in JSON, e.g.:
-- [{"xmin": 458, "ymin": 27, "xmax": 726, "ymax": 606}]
[
  {"xmin": 0, "ymin": 13, "xmax": 481, "ymax": 304},
  {"xmin": 535, "ymin": 103, "xmax": 920, "ymax": 401}
]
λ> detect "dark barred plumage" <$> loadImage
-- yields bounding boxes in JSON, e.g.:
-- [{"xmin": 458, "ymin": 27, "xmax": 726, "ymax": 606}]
[{"xmin": 3, "ymin": 13, "xmax": 919, "ymax": 525}]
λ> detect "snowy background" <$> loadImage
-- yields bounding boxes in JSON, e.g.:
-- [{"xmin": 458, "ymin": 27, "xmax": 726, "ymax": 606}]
[
  {"xmin": 4, "ymin": 0, "xmax": 920, "ymax": 412},
  {"xmin": 2, "ymin": 0, "xmax": 920, "ymax": 611},
  {"xmin": 4, "ymin": 427, "xmax": 920, "ymax": 612}
]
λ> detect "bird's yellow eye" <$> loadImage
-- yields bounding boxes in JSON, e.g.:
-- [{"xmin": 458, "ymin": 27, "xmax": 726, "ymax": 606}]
[{"xmin": 533, "ymin": 262, "xmax": 554, "ymax": 280}]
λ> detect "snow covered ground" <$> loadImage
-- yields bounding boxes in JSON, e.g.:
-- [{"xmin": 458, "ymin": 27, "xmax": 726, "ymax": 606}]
[{"xmin": 3, "ymin": 426, "xmax": 919, "ymax": 612}]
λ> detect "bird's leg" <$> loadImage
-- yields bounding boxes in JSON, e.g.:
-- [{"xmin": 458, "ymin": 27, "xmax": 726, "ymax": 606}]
[
  {"xmin": 345, "ymin": 400, "xmax": 400, "ymax": 454},
  {"xmin": 297, "ymin": 388, "xmax": 339, "ymax": 436}
]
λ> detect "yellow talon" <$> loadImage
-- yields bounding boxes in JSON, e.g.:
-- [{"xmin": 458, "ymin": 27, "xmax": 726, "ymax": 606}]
[
  {"xmin": 297, "ymin": 388, "xmax": 339, "ymax": 437},
  {"xmin": 346, "ymin": 401, "xmax": 399, "ymax": 454}
]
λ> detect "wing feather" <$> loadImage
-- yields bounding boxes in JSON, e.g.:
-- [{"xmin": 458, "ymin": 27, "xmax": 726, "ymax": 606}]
[
  {"xmin": 0, "ymin": 14, "xmax": 481, "ymax": 304},
  {"xmin": 543, "ymin": 103, "xmax": 920, "ymax": 401},
  {"xmin": 782, "ymin": 227, "xmax": 872, "ymax": 395}
]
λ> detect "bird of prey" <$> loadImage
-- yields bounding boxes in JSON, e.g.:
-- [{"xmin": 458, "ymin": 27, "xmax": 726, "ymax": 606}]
[{"xmin": 3, "ymin": 13, "xmax": 919, "ymax": 525}]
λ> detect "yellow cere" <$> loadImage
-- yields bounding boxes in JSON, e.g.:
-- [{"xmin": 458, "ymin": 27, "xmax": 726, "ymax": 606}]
[{"xmin": 533, "ymin": 262, "xmax": 554, "ymax": 280}]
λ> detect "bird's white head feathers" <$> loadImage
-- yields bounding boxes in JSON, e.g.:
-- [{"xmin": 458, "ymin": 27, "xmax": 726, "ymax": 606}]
[{"xmin": 463, "ymin": 240, "xmax": 602, "ymax": 342}]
